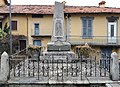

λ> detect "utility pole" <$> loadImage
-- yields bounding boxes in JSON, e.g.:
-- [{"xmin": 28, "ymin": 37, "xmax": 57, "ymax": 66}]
[
  {"xmin": 8, "ymin": 0, "xmax": 12, "ymax": 80},
  {"xmin": 9, "ymin": 0, "xmax": 12, "ymax": 55}
]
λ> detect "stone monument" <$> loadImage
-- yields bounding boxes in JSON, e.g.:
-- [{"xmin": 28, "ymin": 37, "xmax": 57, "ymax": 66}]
[
  {"xmin": 47, "ymin": 1, "xmax": 71, "ymax": 51},
  {"xmin": 44, "ymin": 1, "xmax": 75, "ymax": 59}
]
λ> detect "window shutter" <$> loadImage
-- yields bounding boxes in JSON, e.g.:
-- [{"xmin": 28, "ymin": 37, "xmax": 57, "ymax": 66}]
[
  {"xmin": 81, "ymin": 17, "xmax": 93, "ymax": 38},
  {"xmin": 33, "ymin": 40, "xmax": 41, "ymax": 46},
  {"xmin": 34, "ymin": 23, "xmax": 39, "ymax": 35},
  {"xmin": 0, "ymin": 22, "xmax": 2, "ymax": 29},
  {"xmin": 82, "ymin": 19, "xmax": 87, "ymax": 37},
  {"xmin": 88, "ymin": 19, "xmax": 92, "ymax": 37}
]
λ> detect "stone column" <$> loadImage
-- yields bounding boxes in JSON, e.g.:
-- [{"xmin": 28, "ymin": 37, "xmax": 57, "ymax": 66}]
[
  {"xmin": 0, "ymin": 51, "xmax": 9, "ymax": 82},
  {"xmin": 110, "ymin": 52, "xmax": 119, "ymax": 81}
]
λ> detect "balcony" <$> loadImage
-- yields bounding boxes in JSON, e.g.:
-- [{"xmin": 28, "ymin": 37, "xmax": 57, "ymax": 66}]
[
  {"xmin": 68, "ymin": 36, "xmax": 120, "ymax": 46},
  {"xmin": 31, "ymin": 34, "xmax": 51, "ymax": 37}
]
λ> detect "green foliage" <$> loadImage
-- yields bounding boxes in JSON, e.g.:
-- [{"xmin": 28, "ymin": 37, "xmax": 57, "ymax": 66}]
[
  {"xmin": 0, "ymin": 22, "xmax": 10, "ymax": 54},
  {"xmin": 0, "ymin": 28, "xmax": 7, "ymax": 39},
  {"xmin": 0, "ymin": 22, "xmax": 27, "ymax": 55},
  {"xmin": 3, "ymin": 23, "xmax": 10, "ymax": 34},
  {"xmin": 0, "ymin": 23, "xmax": 10, "ymax": 40}
]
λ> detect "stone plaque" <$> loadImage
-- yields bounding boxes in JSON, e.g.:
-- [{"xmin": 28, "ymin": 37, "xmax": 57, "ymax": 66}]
[{"xmin": 54, "ymin": 19, "xmax": 63, "ymax": 37}]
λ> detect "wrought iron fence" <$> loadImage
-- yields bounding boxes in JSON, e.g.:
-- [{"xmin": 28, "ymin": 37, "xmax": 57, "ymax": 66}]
[
  {"xmin": 0, "ymin": 57, "xmax": 1, "ymax": 70},
  {"xmin": 119, "ymin": 59, "xmax": 120, "ymax": 76},
  {"xmin": 9, "ymin": 50, "xmax": 110, "ymax": 81}
]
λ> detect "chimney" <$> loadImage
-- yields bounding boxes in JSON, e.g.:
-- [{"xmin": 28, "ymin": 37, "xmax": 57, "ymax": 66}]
[{"xmin": 99, "ymin": 1, "xmax": 106, "ymax": 7}]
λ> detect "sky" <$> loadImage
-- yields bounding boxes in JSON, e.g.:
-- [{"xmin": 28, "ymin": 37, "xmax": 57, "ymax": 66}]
[{"xmin": 9, "ymin": 0, "xmax": 120, "ymax": 8}]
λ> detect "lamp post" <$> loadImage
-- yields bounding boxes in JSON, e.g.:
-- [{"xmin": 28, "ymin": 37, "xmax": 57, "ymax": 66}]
[
  {"xmin": 8, "ymin": 0, "xmax": 12, "ymax": 80},
  {"xmin": 9, "ymin": 0, "xmax": 12, "ymax": 55}
]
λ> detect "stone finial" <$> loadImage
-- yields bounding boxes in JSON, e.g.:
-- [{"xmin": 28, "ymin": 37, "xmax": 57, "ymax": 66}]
[
  {"xmin": 85, "ymin": 43, "xmax": 89, "ymax": 47},
  {"xmin": 1, "ymin": 51, "xmax": 8, "ymax": 57},
  {"xmin": 110, "ymin": 52, "xmax": 119, "ymax": 81},
  {"xmin": 111, "ymin": 52, "xmax": 118, "ymax": 58},
  {"xmin": 0, "ymin": 51, "xmax": 9, "ymax": 82}
]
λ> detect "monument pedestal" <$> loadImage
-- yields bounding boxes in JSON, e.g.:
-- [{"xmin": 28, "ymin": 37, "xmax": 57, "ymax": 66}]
[
  {"xmin": 43, "ymin": 41, "xmax": 75, "ymax": 61},
  {"xmin": 43, "ymin": 51, "xmax": 75, "ymax": 61},
  {"xmin": 47, "ymin": 41, "xmax": 71, "ymax": 51}
]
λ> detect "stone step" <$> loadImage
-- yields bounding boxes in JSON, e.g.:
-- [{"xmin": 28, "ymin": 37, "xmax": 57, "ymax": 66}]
[{"xmin": 106, "ymin": 83, "xmax": 120, "ymax": 87}]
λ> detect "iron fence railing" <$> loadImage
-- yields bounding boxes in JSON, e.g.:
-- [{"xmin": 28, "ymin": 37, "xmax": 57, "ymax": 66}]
[
  {"xmin": 67, "ymin": 36, "xmax": 120, "ymax": 45},
  {"xmin": 9, "ymin": 52, "xmax": 110, "ymax": 81},
  {"xmin": 119, "ymin": 59, "xmax": 120, "ymax": 77}
]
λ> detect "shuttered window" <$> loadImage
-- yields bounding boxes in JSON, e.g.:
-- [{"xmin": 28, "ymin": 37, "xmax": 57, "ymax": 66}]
[
  {"xmin": 34, "ymin": 23, "xmax": 39, "ymax": 35},
  {"xmin": 12, "ymin": 21, "xmax": 17, "ymax": 30},
  {"xmin": 82, "ymin": 17, "xmax": 93, "ymax": 38},
  {"xmin": 0, "ymin": 22, "xmax": 2, "ymax": 29},
  {"xmin": 33, "ymin": 40, "xmax": 41, "ymax": 46}
]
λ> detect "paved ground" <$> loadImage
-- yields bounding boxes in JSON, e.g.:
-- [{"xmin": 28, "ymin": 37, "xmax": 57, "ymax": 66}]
[
  {"xmin": 106, "ymin": 83, "xmax": 120, "ymax": 87},
  {"xmin": 8, "ymin": 77, "xmax": 120, "ymax": 84}
]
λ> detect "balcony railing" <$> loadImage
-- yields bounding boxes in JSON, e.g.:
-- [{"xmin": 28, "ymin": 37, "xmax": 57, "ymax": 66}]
[
  {"xmin": 31, "ymin": 34, "xmax": 51, "ymax": 37},
  {"xmin": 67, "ymin": 36, "xmax": 120, "ymax": 46}
]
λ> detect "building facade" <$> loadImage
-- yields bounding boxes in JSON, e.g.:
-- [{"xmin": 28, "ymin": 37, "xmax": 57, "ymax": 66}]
[{"xmin": 0, "ymin": 0, "xmax": 120, "ymax": 57}]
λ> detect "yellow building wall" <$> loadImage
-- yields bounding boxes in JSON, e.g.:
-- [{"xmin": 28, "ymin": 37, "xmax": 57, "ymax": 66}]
[
  {"xmin": 3, "ymin": 15, "xmax": 28, "ymax": 37},
  {"xmin": 41, "ymin": 37, "xmax": 51, "ymax": 47},
  {"xmin": 2, "ymin": 14, "xmax": 120, "ymax": 38},
  {"xmin": 70, "ymin": 14, "xmax": 120, "ymax": 58},
  {"xmin": 70, "ymin": 14, "xmax": 120, "ymax": 43},
  {"xmin": 70, "ymin": 14, "xmax": 81, "ymax": 36},
  {"xmin": 30, "ymin": 15, "xmax": 52, "ymax": 35},
  {"xmin": 11, "ymin": 15, "xmax": 27, "ymax": 36},
  {"xmin": 0, "ymin": 0, "xmax": 5, "ymax": 6},
  {"xmin": 28, "ymin": 15, "xmax": 68, "ymax": 46},
  {"xmin": 28, "ymin": 15, "xmax": 53, "ymax": 45},
  {"xmin": 70, "ymin": 14, "xmax": 107, "ymax": 36},
  {"xmin": 31, "ymin": 37, "xmax": 50, "ymax": 47},
  {"xmin": 2, "ymin": 13, "xmax": 120, "ymax": 53},
  {"xmin": 70, "ymin": 14, "xmax": 120, "ymax": 36}
]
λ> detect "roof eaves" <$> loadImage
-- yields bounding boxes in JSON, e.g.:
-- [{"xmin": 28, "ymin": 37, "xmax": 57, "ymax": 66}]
[
  {"xmin": 65, "ymin": 12, "xmax": 120, "ymax": 14},
  {"xmin": 9, "ymin": 13, "xmax": 53, "ymax": 15}
]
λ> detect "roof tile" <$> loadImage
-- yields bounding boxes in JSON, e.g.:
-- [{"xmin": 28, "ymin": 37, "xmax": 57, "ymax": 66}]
[{"xmin": 0, "ymin": 5, "xmax": 120, "ymax": 14}]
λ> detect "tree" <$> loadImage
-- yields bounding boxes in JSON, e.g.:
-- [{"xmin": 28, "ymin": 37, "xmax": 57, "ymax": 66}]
[
  {"xmin": 0, "ymin": 23, "xmax": 9, "ymax": 39},
  {"xmin": 0, "ymin": 23, "xmax": 10, "ymax": 54},
  {"xmin": 0, "ymin": 28, "xmax": 7, "ymax": 39},
  {"xmin": 0, "ymin": 22, "xmax": 27, "ymax": 55},
  {"xmin": 3, "ymin": 22, "xmax": 10, "ymax": 34}
]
